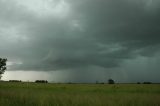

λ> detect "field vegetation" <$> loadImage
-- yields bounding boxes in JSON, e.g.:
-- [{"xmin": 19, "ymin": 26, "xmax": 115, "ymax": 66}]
[{"xmin": 0, "ymin": 82, "xmax": 160, "ymax": 106}]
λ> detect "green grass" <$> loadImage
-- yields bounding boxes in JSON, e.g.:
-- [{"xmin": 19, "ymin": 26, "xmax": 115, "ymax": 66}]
[{"xmin": 0, "ymin": 82, "xmax": 160, "ymax": 106}]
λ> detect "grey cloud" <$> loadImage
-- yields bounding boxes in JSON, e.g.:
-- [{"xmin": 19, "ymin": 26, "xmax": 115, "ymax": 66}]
[{"xmin": 0, "ymin": 0, "xmax": 160, "ymax": 76}]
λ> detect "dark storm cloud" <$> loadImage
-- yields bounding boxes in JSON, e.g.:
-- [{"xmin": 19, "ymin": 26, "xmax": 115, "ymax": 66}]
[{"xmin": 0, "ymin": 0, "xmax": 160, "ymax": 73}]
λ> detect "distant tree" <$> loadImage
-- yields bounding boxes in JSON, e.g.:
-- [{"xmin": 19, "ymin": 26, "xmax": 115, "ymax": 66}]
[
  {"xmin": 137, "ymin": 82, "xmax": 141, "ymax": 84},
  {"xmin": 108, "ymin": 79, "xmax": 115, "ymax": 84},
  {"xmin": 0, "ymin": 58, "xmax": 7, "ymax": 79}
]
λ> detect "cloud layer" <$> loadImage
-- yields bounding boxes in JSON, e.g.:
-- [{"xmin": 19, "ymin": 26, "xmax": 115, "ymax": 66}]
[{"xmin": 0, "ymin": 0, "xmax": 160, "ymax": 82}]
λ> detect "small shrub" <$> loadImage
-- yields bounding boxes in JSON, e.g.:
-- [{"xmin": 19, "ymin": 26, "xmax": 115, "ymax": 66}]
[{"xmin": 137, "ymin": 82, "xmax": 141, "ymax": 84}]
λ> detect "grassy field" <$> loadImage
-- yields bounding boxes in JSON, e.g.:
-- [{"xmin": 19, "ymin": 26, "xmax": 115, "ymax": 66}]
[{"xmin": 0, "ymin": 82, "xmax": 160, "ymax": 106}]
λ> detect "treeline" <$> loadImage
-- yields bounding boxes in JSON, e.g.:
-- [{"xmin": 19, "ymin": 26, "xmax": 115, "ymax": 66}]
[
  {"xmin": 7, "ymin": 80, "xmax": 48, "ymax": 83},
  {"xmin": 35, "ymin": 80, "xmax": 48, "ymax": 83},
  {"xmin": 137, "ymin": 82, "xmax": 152, "ymax": 84},
  {"xmin": 9, "ymin": 80, "xmax": 22, "ymax": 82},
  {"xmin": 2, "ymin": 80, "xmax": 156, "ymax": 84}
]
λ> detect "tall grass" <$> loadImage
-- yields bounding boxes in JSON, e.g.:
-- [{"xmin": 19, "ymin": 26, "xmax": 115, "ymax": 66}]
[{"xmin": 0, "ymin": 82, "xmax": 160, "ymax": 106}]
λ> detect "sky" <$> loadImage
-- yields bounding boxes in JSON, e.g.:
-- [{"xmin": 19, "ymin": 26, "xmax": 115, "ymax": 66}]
[{"xmin": 0, "ymin": 0, "xmax": 160, "ymax": 83}]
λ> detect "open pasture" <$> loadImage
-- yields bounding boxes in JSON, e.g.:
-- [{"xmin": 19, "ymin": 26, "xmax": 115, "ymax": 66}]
[{"xmin": 0, "ymin": 82, "xmax": 160, "ymax": 106}]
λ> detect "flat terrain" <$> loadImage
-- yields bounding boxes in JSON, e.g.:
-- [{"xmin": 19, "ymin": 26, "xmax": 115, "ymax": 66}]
[{"xmin": 0, "ymin": 82, "xmax": 160, "ymax": 106}]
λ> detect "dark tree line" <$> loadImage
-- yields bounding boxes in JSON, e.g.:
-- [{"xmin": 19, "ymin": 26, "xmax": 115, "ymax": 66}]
[
  {"xmin": 9, "ymin": 80, "xmax": 22, "ymax": 82},
  {"xmin": 35, "ymin": 80, "xmax": 48, "ymax": 83},
  {"xmin": 0, "ymin": 58, "xmax": 7, "ymax": 79}
]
